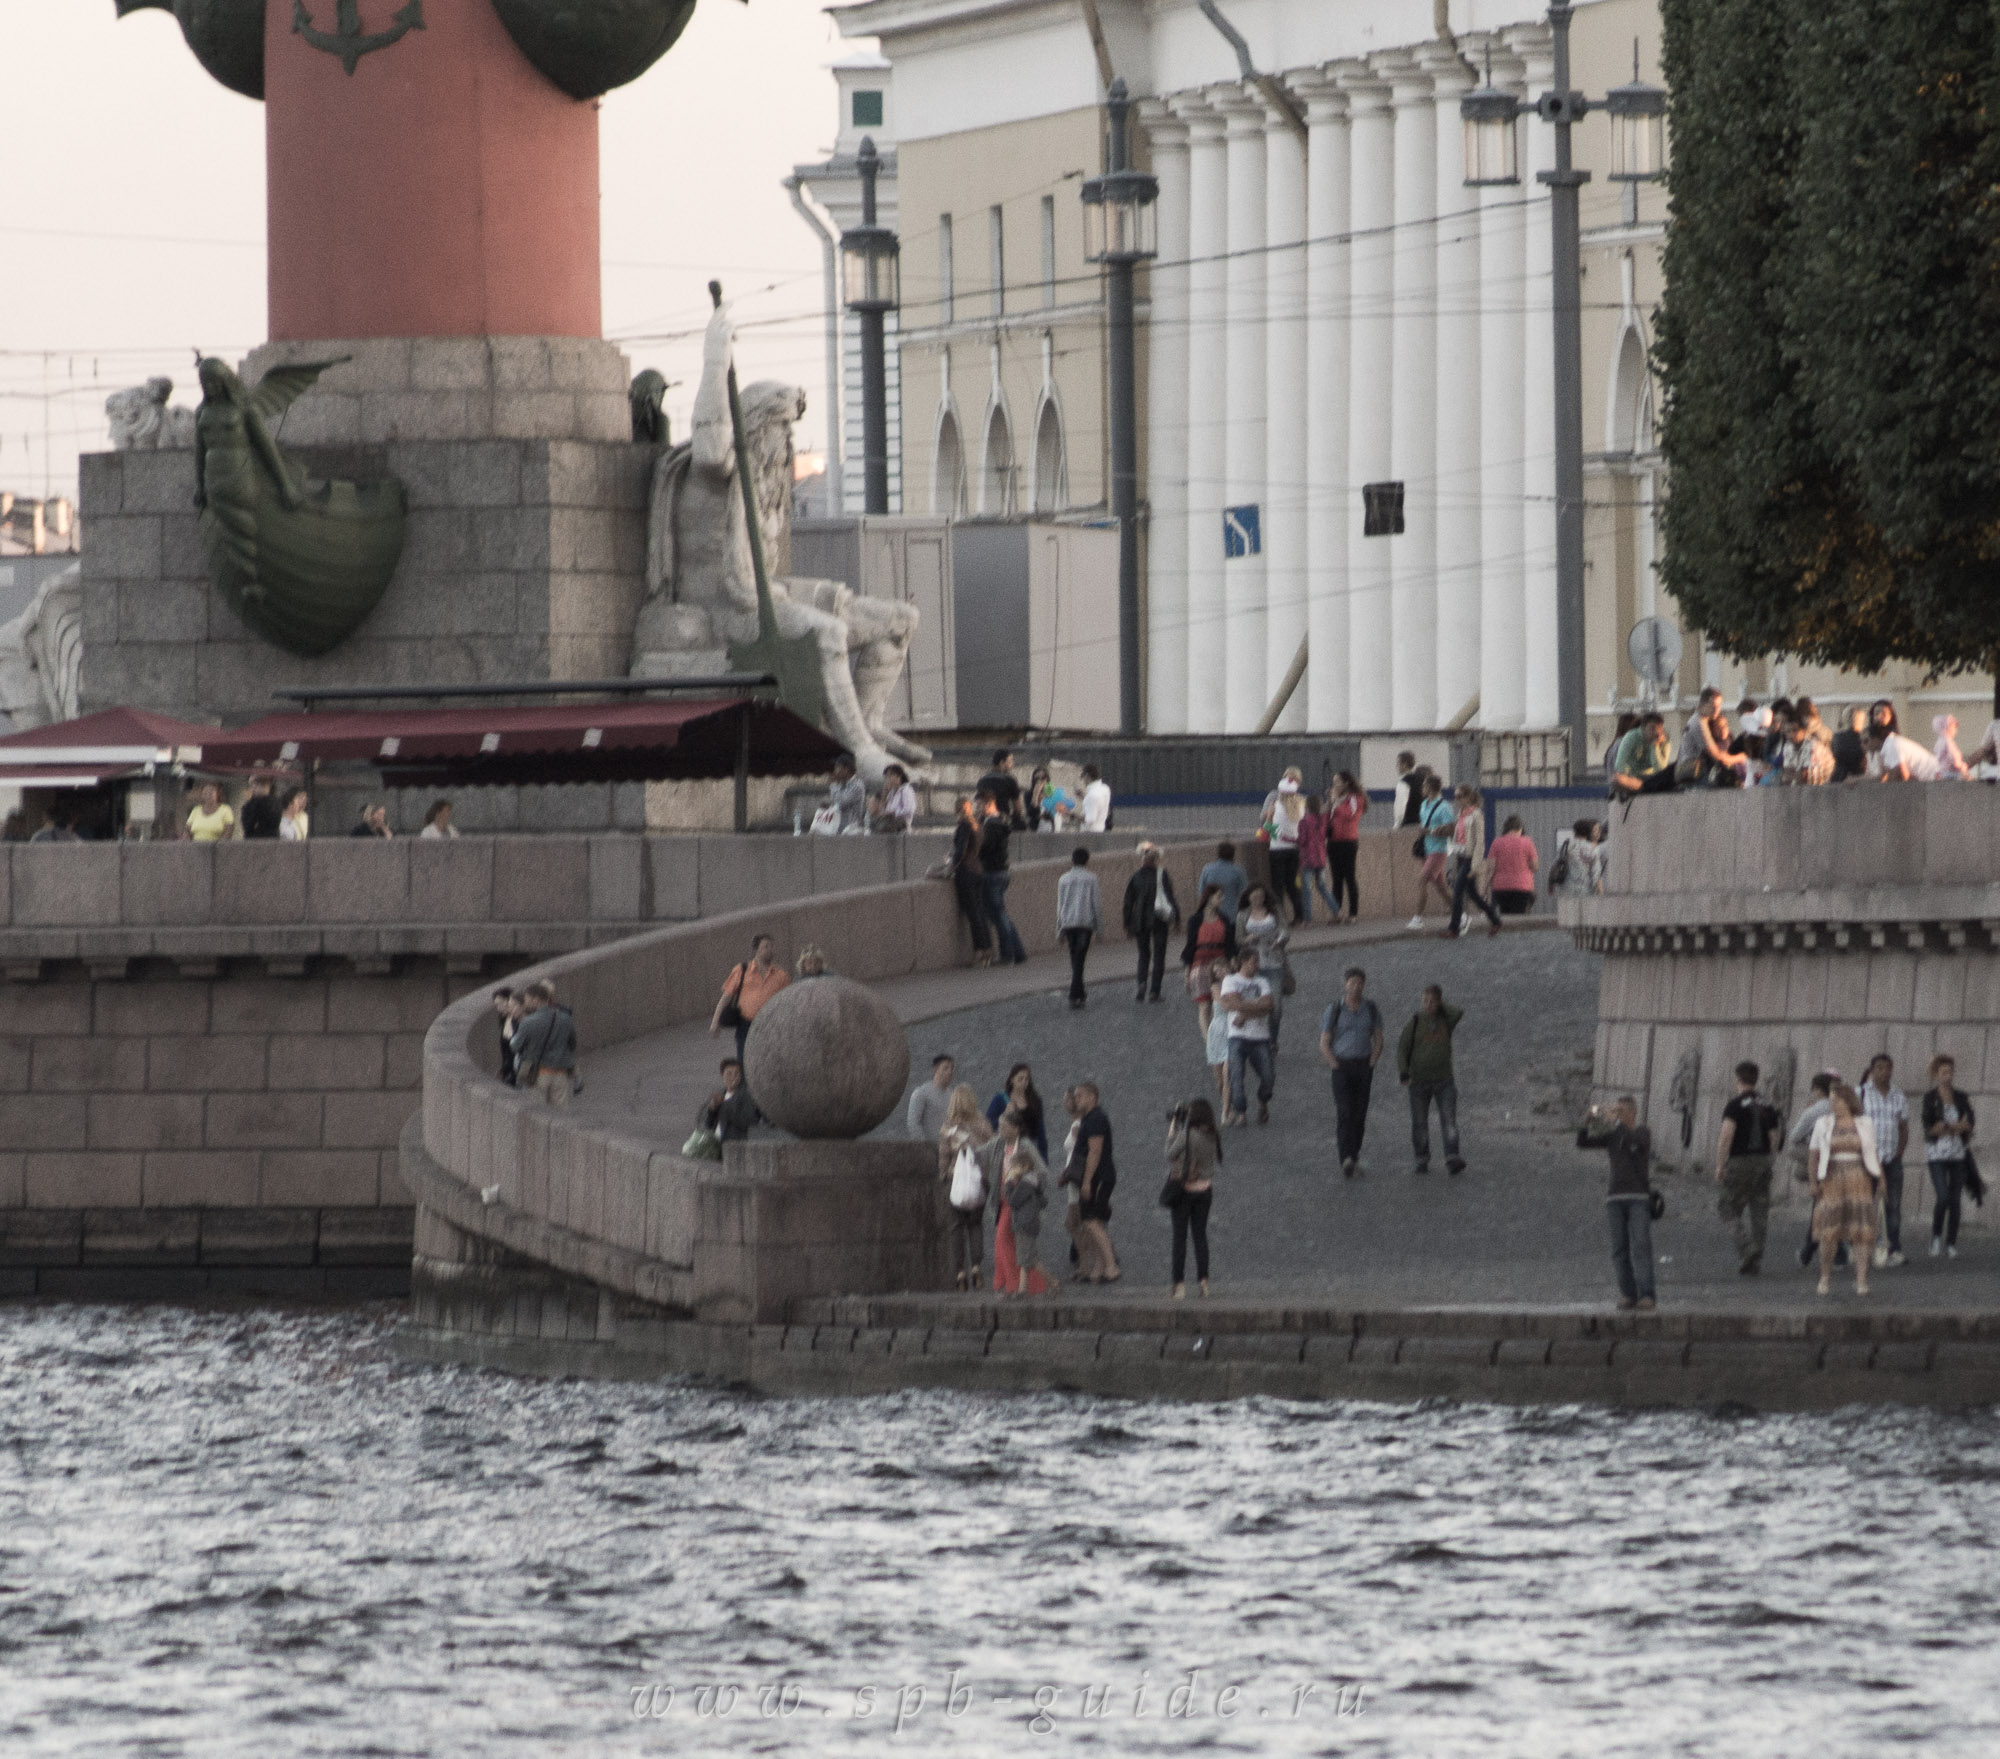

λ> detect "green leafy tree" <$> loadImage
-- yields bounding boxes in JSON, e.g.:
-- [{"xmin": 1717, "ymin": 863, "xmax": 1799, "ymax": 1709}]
[{"xmin": 1656, "ymin": 0, "xmax": 2000, "ymax": 684}]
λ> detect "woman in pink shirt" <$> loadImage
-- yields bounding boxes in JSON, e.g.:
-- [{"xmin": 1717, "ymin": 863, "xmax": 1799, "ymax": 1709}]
[
  {"xmin": 1326, "ymin": 771, "xmax": 1365, "ymax": 924},
  {"xmin": 1296, "ymin": 795, "xmax": 1338, "ymax": 923},
  {"xmin": 1488, "ymin": 814, "xmax": 1539, "ymax": 916}
]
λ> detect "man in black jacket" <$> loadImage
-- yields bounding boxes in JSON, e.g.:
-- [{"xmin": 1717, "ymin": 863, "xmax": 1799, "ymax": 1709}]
[
  {"xmin": 977, "ymin": 789, "xmax": 1027, "ymax": 964},
  {"xmin": 698, "ymin": 1058, "xmax": 759, "ymax": 1142},
  {"xmin": 239, "ymin": 776, "xmax": 282, "ymax": 840},
  {"xmin": 1579, "ymin": 1096, "xmax": 1656, "ymax": 1310},
  {"xmin": 1121, "ymin": 843, "xmax": 1180, "ymax": 1002}
]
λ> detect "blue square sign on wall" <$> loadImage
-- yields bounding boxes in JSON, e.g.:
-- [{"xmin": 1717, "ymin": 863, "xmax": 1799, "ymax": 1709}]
[{"xmin": 1223, "ymin": 504, "xmax": 1261, "ymax": 558}]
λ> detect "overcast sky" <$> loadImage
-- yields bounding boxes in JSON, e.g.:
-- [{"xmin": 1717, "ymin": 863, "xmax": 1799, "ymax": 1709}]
[{"xmin": 2, "ymin": 1, "xmax": 860, "ymax": 505}]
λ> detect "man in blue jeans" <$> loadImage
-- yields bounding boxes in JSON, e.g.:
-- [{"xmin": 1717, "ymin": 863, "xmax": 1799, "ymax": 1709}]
[
  {"xmin": 976, "ymin": 788, "xmax": 1027, "ymax": 964},
  {"xmin": 1219, "ymin": 948, "xmax": 1277, "ymax": 1125},
  {"xmin": 1579, "ymin": 1095, "xmax": 1656, "ymax": 1310},
  {"xmin": 1318, "ymin": 966, "xmax": 1384, "ymax": 1176}
]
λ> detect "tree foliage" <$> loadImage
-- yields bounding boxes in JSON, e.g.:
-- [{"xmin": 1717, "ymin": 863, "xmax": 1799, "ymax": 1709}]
[{"xmin": 1655, "ymin": 0, "xmax": 2000, "ymax": 678}]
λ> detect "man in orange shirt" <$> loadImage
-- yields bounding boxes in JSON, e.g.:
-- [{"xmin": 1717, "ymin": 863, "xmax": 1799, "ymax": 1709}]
[{"xmin": 710, "ymin": 933, "xmax": 791, "ymax": 1065}]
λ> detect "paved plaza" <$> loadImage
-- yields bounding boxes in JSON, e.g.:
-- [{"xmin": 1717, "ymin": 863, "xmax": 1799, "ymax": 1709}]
[{"xmin": 575, "ymin": 920, "xmax": 1996, "ymax": 1316}]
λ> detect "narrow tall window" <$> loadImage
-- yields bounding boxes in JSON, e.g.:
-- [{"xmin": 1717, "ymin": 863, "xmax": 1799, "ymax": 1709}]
[
  {"xmin": 1039, "ymin": 194, "xmax": 1056, "ymax": 308},
  {"xmin": 939, "ymin": 214, "xmax": 954, "ymax": 326},
  {"xmin": 989, "ymin": 204, "xmax": 1005, "ymax": 318}
]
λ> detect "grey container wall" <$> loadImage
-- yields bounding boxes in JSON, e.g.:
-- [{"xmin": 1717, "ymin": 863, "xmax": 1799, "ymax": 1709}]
[{"xmin": 951, "ymin": 524, "xmax": 1033, "ymax": 729}]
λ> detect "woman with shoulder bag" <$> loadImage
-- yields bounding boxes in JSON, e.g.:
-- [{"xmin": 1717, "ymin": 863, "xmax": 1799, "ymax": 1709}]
[
  {"xmin": 1181, "ymin": 885, "xmax": 1237, "ymax": 1041},
  {"xmin": 1235, "ymin": 885, "xmax": 1292, "ymax": 1051},
  {"xmin": 939, "ymin": 1085, "xmax": 993, "ymax": 1291},
  {"xmin": 1163, "ymin": 1099, "xmax": 1222, "ymax": 1299}
]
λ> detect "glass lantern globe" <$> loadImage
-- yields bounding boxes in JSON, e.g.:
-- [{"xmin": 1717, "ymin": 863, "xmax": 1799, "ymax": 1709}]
[
  {"xmin": 1606, "ymin": 76, "xmax": 1667, "ymax": 181},
  {"xmin": 1081, "ymin": 169, "xmax": 1159, "ymax": 264},
  {"xmin": 1460, "ymin": 84, "xmax": 1521, "ymax": 187},
  {"xmin": 840, "ymin": 224, "xmax": 900, "ymax": 312}
]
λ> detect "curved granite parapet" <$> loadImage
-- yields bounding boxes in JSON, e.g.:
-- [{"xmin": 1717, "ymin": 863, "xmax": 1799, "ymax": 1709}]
[
  {"xmin": 1561, "ymin": 788, "xmax": 2000, "ymax": 1171},
  {"xmin": 408, "ymin": 839, "xmax": 1221, "ymax": 1323}
]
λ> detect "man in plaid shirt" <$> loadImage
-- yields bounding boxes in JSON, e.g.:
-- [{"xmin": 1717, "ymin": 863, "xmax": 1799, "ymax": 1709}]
[{"xmin": 1861, "ymin": 1054, "xmax": 1911, "ymax": 1266}]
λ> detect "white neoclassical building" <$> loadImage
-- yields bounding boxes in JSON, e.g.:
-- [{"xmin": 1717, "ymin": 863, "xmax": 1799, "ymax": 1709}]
[
  {"xmin": 838, "ymin": 0, "xmax": 1993, "ymax": 751},
  {"xmin": 839, "ymin": 0, "xmax": 1669, "ymax": 750}
]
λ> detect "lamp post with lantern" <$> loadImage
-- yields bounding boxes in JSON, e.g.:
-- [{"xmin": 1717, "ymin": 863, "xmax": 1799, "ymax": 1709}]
[
  {"xmin": 841, "ymin": 136, "xmax": 901, "ymax": 517},
  {"xmin": 1462, "ymin": 7, "xmax": 1665, "ymax": 770},
  {"xmin": 1082, "ymin": 77, "xmax": 1159, "ymax": 736}
]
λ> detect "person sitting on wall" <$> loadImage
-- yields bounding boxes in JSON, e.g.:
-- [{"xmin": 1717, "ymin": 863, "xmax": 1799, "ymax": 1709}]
[
  {"xmin": 1610, "ymin": 710, "xmax": 1675, "ymax": 797},
  {"xmin": 870, "ymin": 762, "xmax": 917, "ymax": 833},
  {"xmin": 699, "ymin": 1058, "xmax": 760, "ymax": 1142}
]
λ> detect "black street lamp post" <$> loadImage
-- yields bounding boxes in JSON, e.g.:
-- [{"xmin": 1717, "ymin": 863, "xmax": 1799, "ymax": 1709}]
[
  {"xmin": 1463, "ymin": 10, "xmax": 1665, "ymax": 771},
  {"xmin": 1082, "ymin": 78, "xmax": 1158, "ymax": 736},
  {"xmin": 841, "ymin": 136, "xmax": 900, "ymax": 517}
]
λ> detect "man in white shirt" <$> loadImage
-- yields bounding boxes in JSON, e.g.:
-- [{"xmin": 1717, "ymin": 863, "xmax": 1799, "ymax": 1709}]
[
  {"xmin": 1860, "ymin": 1053, "xmax": 1910, "ymax": 1265},
  {"xmin": 1219, "ymin": 947, "xmax": 1276, "ymax": 1126},
  {"xmin": 1079, "ymin": 765, "xmax": 1112, "ymax": 833}
]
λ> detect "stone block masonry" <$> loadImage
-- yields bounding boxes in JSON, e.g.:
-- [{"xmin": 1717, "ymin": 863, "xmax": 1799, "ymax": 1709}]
[{"xmin": 1568, "ymin": 788, "xmax": 2000, "ymax": 1197}]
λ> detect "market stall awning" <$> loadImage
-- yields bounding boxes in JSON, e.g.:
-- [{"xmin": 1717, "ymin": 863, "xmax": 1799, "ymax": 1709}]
[
  {"xmin": 195, "ymin": 697, "xmax": 842, "ymax": 787},
  {"xmin": 0, "ymin": 706, "xmax": 218, "ymax": 784}
]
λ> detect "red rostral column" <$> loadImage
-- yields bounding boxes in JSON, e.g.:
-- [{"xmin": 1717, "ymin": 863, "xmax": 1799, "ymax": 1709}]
[{"xmin": 264, "ymin": 0, "xmax": 602, "ymax": 340}]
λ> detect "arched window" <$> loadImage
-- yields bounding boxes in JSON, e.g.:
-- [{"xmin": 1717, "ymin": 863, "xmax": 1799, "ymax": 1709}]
[
  {"xmin": 1031, "ymin": 397, "xmax": 1066, "ymax": 513},
  {"xmin": 933, "ymin": 409, "xmax": 966, "ymax": 518},
  {"xmin": 981, "ymin": 402, "xmax": 1015, "ymax": 516},
  {"xmin": 1609, "ymin": 326, "xmax": 1652, "ymax": 456}
]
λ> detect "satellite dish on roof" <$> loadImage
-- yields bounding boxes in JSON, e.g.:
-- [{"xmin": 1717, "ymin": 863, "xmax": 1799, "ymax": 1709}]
[{"xmin": 1627, "ymin": 616, "xmax": 1683, "ymax": 688}]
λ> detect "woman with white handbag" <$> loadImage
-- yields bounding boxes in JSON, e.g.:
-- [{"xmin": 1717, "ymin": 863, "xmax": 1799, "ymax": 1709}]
[{"xmin": 938, "ymin": 1084, "xmax": 994, "ymax": 1292}]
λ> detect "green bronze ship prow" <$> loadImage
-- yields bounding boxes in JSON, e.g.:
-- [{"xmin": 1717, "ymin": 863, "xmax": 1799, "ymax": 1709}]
[{"xmin": 193, "ymin": 357, "xmax": 407, "ymax": 658}]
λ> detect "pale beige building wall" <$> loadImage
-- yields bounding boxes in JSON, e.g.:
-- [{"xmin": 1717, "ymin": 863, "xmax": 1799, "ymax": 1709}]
[{"xmin": 892, "ymin": 107, "xmax": 1111, "ymax": 524}]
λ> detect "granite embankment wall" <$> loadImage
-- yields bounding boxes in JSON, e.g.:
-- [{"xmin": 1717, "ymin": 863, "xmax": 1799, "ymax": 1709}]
[
  {"xmin": 1566, "ymin": 789, "xmax": 2000, "ymax": 1206},
  {"xmin": 403, "ymin": 833, "xmax": 1289, "ymax": 1329},
  {"xmin": 1, "ymin": 830, "xmax": 1124, "ymax": 1297}
]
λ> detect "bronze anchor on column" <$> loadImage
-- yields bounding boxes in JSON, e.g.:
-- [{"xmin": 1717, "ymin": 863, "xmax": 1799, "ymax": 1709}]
[{"xmin": 293, "ymin": 0, "xmax": 426, "ymax": 76}]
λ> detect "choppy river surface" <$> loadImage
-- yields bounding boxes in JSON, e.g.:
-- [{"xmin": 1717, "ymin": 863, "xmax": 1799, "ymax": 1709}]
[{"xmin": 2, "ymin": 1305, "xmax": 1995, "ymax": 1757}]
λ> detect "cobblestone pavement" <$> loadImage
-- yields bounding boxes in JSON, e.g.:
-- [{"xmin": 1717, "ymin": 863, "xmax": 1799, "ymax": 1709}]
[
  {"xmin": 575, "ymin": 919, "xmax": 1994, "ymax": 1315},
  {"xmin": 890, "ymin": 927, "xmax": 1996, "ymax": 1314}
]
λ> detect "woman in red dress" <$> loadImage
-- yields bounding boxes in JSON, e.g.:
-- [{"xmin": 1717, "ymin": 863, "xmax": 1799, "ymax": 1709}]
[{"xmin": 980, "ymin": 1107, "xmax": 1049, "ymax": 1294}]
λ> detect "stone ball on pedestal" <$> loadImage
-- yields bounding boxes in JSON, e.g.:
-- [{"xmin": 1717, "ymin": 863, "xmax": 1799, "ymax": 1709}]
[{"xmin": 743, "ymin": 976, "xmax": 910, "ymax": 1139}]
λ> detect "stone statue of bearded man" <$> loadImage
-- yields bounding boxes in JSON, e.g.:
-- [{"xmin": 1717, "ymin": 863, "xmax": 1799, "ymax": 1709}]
[{"xmin": 629, "ymin": 301, "xmax": 930, "ymax": 781}]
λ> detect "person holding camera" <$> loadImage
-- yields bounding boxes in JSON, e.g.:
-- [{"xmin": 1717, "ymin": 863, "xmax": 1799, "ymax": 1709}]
[
  {"xmin": 1578, "ymin": 1095, "xmax": 1657, "ymax": 1311},
  {"xmin": 1163, "ymin": 1099, "xmax": 1221, "ymax": 1299}
]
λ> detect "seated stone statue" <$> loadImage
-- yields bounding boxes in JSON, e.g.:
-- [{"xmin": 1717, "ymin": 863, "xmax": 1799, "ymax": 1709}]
[
  {"xmin": 630, "ymin": 302, "xmax": 930, "ymax": 782},
  {"xmin": 106, "ymin": 377, "xmax": 196, "ymax": 450}
]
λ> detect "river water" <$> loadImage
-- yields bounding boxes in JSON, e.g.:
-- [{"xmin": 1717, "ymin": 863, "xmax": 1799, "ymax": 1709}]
[{"xmin": 2, "ymin": 1305, "xmax": 1995, "ymax": 1757}]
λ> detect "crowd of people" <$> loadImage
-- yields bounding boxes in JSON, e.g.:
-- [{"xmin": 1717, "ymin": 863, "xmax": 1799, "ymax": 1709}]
[
  {"xmin": 1580, "ymin": 1052, "xmax": 1981, "ymax": 1308},
  {"xmin": 904, "ymin": 940, "xmax": 1476, "ymax": 1298},
  {"xmin": 1610, "ymin": 688, "xmax": 2000, "ymax": 794}
]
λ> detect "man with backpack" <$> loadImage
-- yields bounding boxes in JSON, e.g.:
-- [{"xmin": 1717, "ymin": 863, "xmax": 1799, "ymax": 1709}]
[{"xmin": 1714, "ymin": 1060, "xmax": 1781, "ymax": 1274}]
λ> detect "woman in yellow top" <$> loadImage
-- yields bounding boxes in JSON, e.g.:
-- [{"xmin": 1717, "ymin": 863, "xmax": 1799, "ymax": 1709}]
[{"xmin": 185, "ymin": 783, "xmax": 235, "ymax": 842}]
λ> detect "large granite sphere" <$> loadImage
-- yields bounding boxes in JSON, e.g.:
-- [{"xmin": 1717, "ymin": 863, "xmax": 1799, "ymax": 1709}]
[{"xmin": 743, "ymin": 976, "xmax": 910, "ymax": 1140}]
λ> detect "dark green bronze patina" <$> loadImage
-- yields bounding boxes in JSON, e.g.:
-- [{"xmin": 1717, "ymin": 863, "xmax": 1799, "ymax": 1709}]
[
  {"xmin": 118, "ymin": 0, "xmax": 691, "ymax": 100},
  {"xmin": 488, "ymin": 0, "xmax": 697, "ymax": 101},
  {"xmin": 292, "ymin": 0, "xmax": 425, "ymax": 74},
  {"xmin": 629, "ymin": 370, "xmax": 670, "ymax": 446},
  {"xmin": 114, "ymin": 0, "xmax": 265, "ymax": 100},
  {"xmin": 193, "ymin": 358, "xmax": 408, "ymax": 658}
]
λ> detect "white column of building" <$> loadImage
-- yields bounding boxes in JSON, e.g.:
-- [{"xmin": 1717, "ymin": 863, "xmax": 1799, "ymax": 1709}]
[
  {"xmin": 1220, "ymin": 88, "xmax": 1269, "ymax": 732},
  {"xmin": 1516, "ymin": 27, "xmax": 1561, "ymax": 728},
  {"xmin": 1387, "ymin": 56, "xmax": 1437, "ymax": 730},
  {"xmin": 1141, "ymin": 104, "xmax": 1192, "ymax": 732},
  {"xmin": 1262, "ymin": 97, "xmax": 1309, "ymax": 732},
  {"xmin": 1179, "ymin": 99, "xmax": 1230, "ymax": 732},
  {"xmin": 1340, "ymin": 70, "xmax": 1395, "ymax": 729},
  {"xmin": 1298, "ymin": 74, "xmax": 1350, "ymax": 731},
  {"xmin": 1478, "ymin": 46, "xmax": 1528, "ymax": 729},
  {"xmin": 1429, "ymin": 48, "xmax": 1480, "ymax": 728}
]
